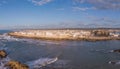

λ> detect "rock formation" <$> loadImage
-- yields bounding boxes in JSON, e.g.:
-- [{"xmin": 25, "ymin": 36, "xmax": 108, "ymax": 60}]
[
  {"xmin": 0, "ymin": 50, "xmax": 7, "ymax": 58},
  {"xmin": 5, "ymin": 60, "xmax": 29, "ymax": 69},
  {"xmin": 111, "ymin": 49, "xmax": 120, "ymax": 53},
  {"xmin": 0, "ymin": 50, "xmax": 29, "ymax": 69}
]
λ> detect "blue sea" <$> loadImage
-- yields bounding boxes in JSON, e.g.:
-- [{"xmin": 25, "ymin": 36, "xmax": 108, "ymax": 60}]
[{"xmin": 0, "ymin": 30, "xmax": 120, "ymax": 69}]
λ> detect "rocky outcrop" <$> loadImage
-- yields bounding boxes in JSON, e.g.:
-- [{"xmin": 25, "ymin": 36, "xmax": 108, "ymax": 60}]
[
  {"xmin": 5, "ymin": 60, "xmax": 29, "ymax": 69},
  {"xmin": 110, "ymin": 49, "xmax": 120, "ymax": 53},
  {"xmin": 108, "ymin": 61, "xmax": 119, "ymax": 65},
  {"xmin": 0, "ymin": 50, "xmax": 29, "ymax": 69},
  {"xmin": 0, "ymin": 50, "xmax": 7, "ymax": 58}
]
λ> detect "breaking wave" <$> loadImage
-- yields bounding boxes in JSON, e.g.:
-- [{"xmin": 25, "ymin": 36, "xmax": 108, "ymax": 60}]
[
  {"xmin": 109, "ymin": 60, "xmax": 120, "ymax": 65},
  {"xmin": 0, "ymin": 57, "xmax": 11, "ymax": 69},
  {"xmin": 0, "ymin": 56, "xmax": 68, "ymax": 69},
  {"xmin": 0, "ymin": 34, "xmax": 19, "ymax": 41},
  {"xmin": 26, "ymin": 57, "xmax": 58, "ymax": 69},
  {"xmin": 0, "ymin": 34, "xmax": 63, "ymax": 46},
  {"xmin": 0, "ymin": 33, "xmax": 69, "ymax": 69}
]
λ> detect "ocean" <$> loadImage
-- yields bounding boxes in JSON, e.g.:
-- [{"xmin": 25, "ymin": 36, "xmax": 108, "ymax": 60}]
[{"xmin": 0, "ymin": 30, "xmax": 120, "ymax": 69}]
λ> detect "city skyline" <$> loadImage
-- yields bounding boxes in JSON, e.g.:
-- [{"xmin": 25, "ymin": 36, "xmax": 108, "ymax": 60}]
[{"xmin": 0, "ymin": 0, "xmax": 120, "ymax": 29}]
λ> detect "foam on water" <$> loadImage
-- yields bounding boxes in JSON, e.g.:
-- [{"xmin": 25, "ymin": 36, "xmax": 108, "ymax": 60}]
[
  {"xmin": 109, "ymin": 60, "xmax": 120, "ymax": 65},
  {"xmin": 26, "ymin": 57, "xmax": 58, "ymax": 69},
  {"xmin": 0, "ymin": 33, "xmax": 65, "ymax": 47},
  {"xmin": 0, "ymin": 56, "xmax": 68, "ymax": 69},
  {"xmin": 0, "ymin": 57, "xmax": 11, "ymax": 69},
  {"xmin": 0, "ymin": 33, "xmax": 69, "ymax": 69},
  {"xmin": 0, "ymin": 34, "xmax": 19, "ymax": 41}
]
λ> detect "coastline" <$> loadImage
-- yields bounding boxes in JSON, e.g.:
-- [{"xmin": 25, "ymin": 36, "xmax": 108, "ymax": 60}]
[{"xmin": 8, "ymin": 29, "xmax": 120, "ymax": 41}]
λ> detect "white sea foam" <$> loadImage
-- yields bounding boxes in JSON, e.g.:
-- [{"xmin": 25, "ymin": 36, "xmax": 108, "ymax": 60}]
[
  {"xmin": 0, "ymin": 56, "xmax": 68, "ymax": 69},
  {"xmin": 0, "ymin": 34, "xmax": 19, "ymax": 41},
  {"xmin": 0, "ymin": 57, "xmax": 11, "ymax": 69},
  {"xmin": 109, "ymin": 60, "xmax": 120, "ymax": 65},
  {"xmin": 26, "ymin": 57, "xmax": 58, "ymax": 69}
]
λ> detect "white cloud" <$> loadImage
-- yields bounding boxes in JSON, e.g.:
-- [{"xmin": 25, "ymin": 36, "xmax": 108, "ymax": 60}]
[
  {"xmin": 72, "ymin": 6, "xmax": 96, "ymax": 11},
  {"xmin": 74, "ymin": 0, "xmax": 120, "ymax": 10},
  {"xmin": 30, "ymin": 0, "xmax": 53, "ymax": 6}
]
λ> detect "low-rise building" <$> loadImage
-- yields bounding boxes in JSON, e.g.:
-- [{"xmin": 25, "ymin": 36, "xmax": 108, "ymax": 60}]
[{"xmin": 110, "ymin": 32, "xmax": 120, "ymax": 37}]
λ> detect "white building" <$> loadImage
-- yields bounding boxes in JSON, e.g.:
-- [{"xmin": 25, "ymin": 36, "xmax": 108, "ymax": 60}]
[{"xmin": 110, "ymin": 32, "xmax": 120, "ymax": 37}]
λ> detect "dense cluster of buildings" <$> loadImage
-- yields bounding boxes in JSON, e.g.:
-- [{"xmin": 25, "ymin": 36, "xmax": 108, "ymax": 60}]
[
  {"xmin": 109, "ymin": 32, "xmax": 120, "ymax": 37},
  {"xmin": 8, "ymin": 29, "xmax": 120, "ymax": 40},
  {"xmin": 11, "ymin": 30, "xmax": 92, "ymax": 39}
]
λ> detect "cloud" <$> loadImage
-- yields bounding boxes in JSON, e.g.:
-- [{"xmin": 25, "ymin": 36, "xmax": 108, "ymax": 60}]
[
  {"xmin": 72, "ymin": 6, "xmax": 96, "ymax": 11},
  {"xmin": 74, "ymin": 0, "xmax": 120, "ymax": 10},
  {"xmin": 29, "ymin": 0, "xmax": 53, "ymax": 6}
]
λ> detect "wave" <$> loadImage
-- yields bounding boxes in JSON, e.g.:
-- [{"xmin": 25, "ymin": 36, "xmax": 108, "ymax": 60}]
[
  {"xmin": 0, "ymin": 34, "xmax": 31, "ymax": 42},
  {"xmin": 0, "ymin": 57, "xmax": 68, "ymax": 69},
  {"xmin": 109, "ymin": 60, "xmax": 120, "ymax": 65},
  {"xmin": 0, "ymin": 33, "xmax": 64, "ymax": 47},
  {"xmin": 26, "ymin": 57, "xmax": 58, "ymax": 69},
  {"xmin": 0, "ymin": 57, "xmax": 11, "ymax": 69},
  {"xmin": 0, "ymin": 49, "xmax": 58, "ymax": 69},
  {"xmin": 0, "ymin": 34, "xmax": 19, "ymax": 41},
  {"xmin": 26, "ymin": 57, "xmax": 70, "ymax": 69}
]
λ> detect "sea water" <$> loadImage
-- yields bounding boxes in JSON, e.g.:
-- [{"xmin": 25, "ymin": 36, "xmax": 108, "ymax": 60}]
[{"xmin": 0, "ymin": 30, "xmax": 120, "ymax": 69}]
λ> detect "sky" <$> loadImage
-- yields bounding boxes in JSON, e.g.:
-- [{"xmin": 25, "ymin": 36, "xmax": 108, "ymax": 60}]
[{"xmin": 0, "ymin": 0, "xmax": 120, "ymax": 29}]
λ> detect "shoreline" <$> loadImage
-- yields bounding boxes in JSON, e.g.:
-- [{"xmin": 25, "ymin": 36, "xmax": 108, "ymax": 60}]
[
  {"xmin": 8, "ymin": 29, "xmax": 120, "ymax": 41},
  {"xmin": 8, "ymin": 35, "xmax": 120, "ymax": 41}
]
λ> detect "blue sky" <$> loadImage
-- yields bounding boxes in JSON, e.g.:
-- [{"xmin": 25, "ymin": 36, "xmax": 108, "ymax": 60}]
[{"xmin": 0, "ymin": 0, "xmax": 120, "ymax": 29}]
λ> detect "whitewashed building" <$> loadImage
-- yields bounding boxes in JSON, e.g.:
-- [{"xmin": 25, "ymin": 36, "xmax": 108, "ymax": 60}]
[{"xmin": 110, "ymin": 32, "xmax": 120, "ymax": 37}]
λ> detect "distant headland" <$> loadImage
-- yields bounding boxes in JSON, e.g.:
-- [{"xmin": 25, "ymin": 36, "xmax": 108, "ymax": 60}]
[{"xmin": 8, "ymin": 28, "xmax": 120, "ymax": 41}]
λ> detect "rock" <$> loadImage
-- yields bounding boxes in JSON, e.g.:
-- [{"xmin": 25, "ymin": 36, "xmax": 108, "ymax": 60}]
[
  {"xmin": 0, "ymin": 50, "xmax": 7, "ymax": 58},
  {"xmin": 109, "ymin": 61, "xmax": 116, "ymax": 65},
  {"xmin": 109, "ymin": 61, "xmax": 120, "ymax": 65},
  {"xmin": 5, "ymin": 60, "xmax": 29, "ymax": 69},
  {"xmin": 111, "ymin": 49, "xmax": 120, "ymax": 53}
]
